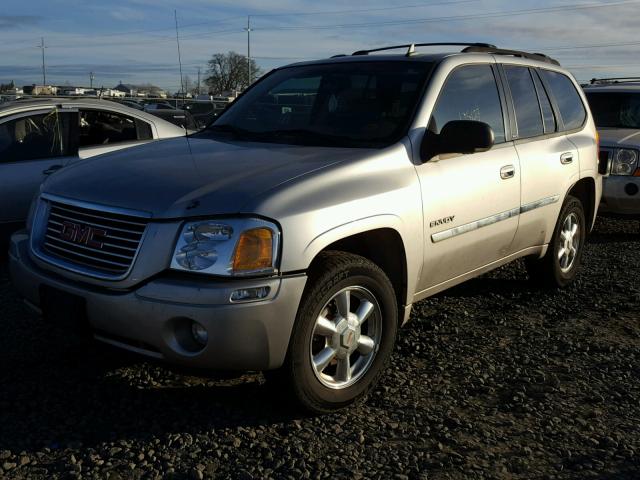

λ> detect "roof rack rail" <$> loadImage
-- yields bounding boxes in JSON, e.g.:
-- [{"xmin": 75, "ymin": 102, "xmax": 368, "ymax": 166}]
[
  {"xmin": 351, "ymin": 42, "xmax": 496, "ymax": 56},
  {"xmin": 461, "ymin": 45, "xmax": 560, "ymax": 66},
  {"xmin": 589, "ymin": 77, "xmax": 640, "ymax": 85}
]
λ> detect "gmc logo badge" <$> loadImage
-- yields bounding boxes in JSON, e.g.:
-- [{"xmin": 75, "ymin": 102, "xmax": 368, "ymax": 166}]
[{"xmin": 60, "ymin": 221, "xmax": 106, "ymax": 249}]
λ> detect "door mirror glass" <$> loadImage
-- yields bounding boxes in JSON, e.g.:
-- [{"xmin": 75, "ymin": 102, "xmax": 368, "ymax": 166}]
[{"xmin": 421, "ymin": 120, "xmax": 494, "ymax": 161}]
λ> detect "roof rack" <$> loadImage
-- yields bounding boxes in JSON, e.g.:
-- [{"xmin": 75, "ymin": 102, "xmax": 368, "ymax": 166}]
[
  {"xmin": 589, "ymin": 77, "xmax": 640, "ymax": 85},
  {"xmin": 461, "ymin": 45, "xmax": 560, "ymax": 66},
  {"xmin": 350, "ymin": 43, "xmax": 560, "ymax": 66},
  {"xmin": 352, "ymin": 42, "xmax": 496, "ymax": 56}
]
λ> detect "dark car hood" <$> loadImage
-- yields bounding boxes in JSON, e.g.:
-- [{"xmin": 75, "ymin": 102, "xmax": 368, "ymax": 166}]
[
  {"xmin": 44, "ymin": 135, "xmax": 368, "ymax": 218},
  {"xmin": 598, "ymin": 128, "xmax": 640, "ymax": 147}
]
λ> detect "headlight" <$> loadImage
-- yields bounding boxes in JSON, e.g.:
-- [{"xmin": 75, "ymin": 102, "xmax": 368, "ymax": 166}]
[
  {"xmin": 611, "ymin": 148, "xmax": 638, "ymax": 176},
  {"xmin": 170, "ymin": 218, "xmax": 280, "ymax": 276}
]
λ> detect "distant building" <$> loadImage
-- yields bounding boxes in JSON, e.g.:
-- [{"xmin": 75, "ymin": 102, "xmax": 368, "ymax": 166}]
[
  {"xmin": 99, "ymin": 88, "xmax": 126, "ymax": 98},
  {"xmin": 23, "ymin": 85, "xmax": 58, "ymax": 96},
  {"xmin": 60, "ymin": 87, "xmax": 87, "ymax": 96},
  {"xmin": 114, "ymin": 82, "xmax": 167, "ymax": 98}
]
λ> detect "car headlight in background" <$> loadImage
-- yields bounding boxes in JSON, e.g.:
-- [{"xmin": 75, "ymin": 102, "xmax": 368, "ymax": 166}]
[
  {"xmin": 170, "ymin": 218, "xmax": 280, "ymax": 276},
  {"xmin": 610, "ymin": 148, "xmax": 638, "ymax": 176}
]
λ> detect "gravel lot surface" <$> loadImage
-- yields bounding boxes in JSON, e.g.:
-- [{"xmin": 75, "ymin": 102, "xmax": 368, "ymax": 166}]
[{"xmin": 0, "ymin": 217, "xmax": 638, "ymax": 480}]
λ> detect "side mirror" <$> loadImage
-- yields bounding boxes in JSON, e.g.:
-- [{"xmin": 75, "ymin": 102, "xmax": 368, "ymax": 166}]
[{"xmin": 421, "ymin": 120, "xmax": 495, "ymax": 162}]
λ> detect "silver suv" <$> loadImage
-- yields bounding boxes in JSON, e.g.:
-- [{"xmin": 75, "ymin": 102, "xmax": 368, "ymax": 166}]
[
  {"xmin": 9, "ymin": 43, "xmax": 601, "ymax": 412},
  {"xmin": 584, "ymin": 78, "xmax": 640, "ymax": 217}
]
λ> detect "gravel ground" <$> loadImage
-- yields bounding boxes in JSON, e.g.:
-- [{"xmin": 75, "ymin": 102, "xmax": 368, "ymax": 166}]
[{"xmin": 0, "ymin": 217, "xmax": 639, "ymax": 480}]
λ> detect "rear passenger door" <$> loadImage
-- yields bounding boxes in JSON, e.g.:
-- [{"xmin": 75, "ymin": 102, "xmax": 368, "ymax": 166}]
[
  {"xmin": 503, "ymin": 66, "xmax": 582, "ymax": 251},
  {"xmin": 77, "ymin": 109, "xmax": 154, "ymax": 159},
  {"xmin": 0, "ymin": 109, "xmax": 78, "ymax": 223}
]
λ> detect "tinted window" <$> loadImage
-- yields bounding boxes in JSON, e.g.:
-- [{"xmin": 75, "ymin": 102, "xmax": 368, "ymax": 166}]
[
  {"xmin": 585, "ymin": 92, "xmax": 640, "ymax": 129},
  {"xmin": 540, "ymin": 70, "xmax": 586, "ymax": 130},
  {"xmin": 185, "ymin": 103, "xmax": 215, "ymax": 114},
  {"xmin": 431, "ymin": 64, "xmax": 505, "ymax": 144},
  {"xmin": 79, "ymin": 110, "xmax": 151, "ymax": 147},
  {"xmin": 153, "ymin": 110, "xmax": 198, "ymax": 130},
  {"xmin": 505, "ymin": 66, "xmax": 544, "ymax": 138},
  {"xmin": 532, "ymin": 71, "xmax": 556, "ymax": 133},
  {"xmin": 0, "ymin": 111, "xmax": 74, "ymax": 163},
  {"xmin": 210, "ymin": 61, "xmax": 433, "ymax": 148}
]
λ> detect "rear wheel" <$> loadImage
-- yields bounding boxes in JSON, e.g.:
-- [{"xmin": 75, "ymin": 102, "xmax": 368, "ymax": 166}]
[
  {"xmin": 275, "ymin": 251, "xmax": 398, "ymax": 413},
  {"xmin": 526, "ymin": 195, "xmax": 586, "ymax": 288}
]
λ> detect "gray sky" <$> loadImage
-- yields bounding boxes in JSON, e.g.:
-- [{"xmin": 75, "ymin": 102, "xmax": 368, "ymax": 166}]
[{"xmin": 1, "ymin": 0, "xmax": 639, "ymax": 91}]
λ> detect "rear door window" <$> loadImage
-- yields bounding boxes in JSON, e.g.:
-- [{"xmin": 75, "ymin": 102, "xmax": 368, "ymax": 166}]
[
  {"xmin": 504, "ymin": 66, "xmax": 544, "ymax": 139},
  {"xmin": 79, "ymin": 110, "xmax": 152, "ymax": 147},
  {"xmin": 0, "ymin": 110, "xmax": 75, "ymax": 163},
  {"xmin": 540, "ymin": 70, "xmax": 586, "ymax": 131},
  {"xmin": 431, "ymin": 64, "xmax": 506, "ymax": 144}
]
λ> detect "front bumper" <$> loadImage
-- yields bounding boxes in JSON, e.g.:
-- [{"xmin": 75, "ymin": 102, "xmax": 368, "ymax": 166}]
[
  {"xmin": 599, "ymin": 176, "xmax": 640, "ymax": 216},
  {"xmin": 9, "ymin": 232, "xmax": 307, "ymax": 370}
]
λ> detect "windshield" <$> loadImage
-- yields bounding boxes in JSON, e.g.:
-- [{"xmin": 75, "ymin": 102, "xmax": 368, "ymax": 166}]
[
  {"xmin": 205, "ymin": 61, "xmax": 433, "ymax": 148},
  {"xmin": 586, "ymin": 91, "xmax": 640, "ymax": 129}
]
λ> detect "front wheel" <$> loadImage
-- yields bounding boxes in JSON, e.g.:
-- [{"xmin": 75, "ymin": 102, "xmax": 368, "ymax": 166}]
[
  {"xmin": 525, "ymin": 195, "xmax": 586, "ymax": 288},
  {"xmin": 277, "ymin": 251, "xmax": 398, "ymax": 413}
]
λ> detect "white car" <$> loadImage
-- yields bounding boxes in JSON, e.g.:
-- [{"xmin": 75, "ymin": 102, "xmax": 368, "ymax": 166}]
[{"xmin": 0, "ymin": 98, "xmax": 185, "ymax": 237}]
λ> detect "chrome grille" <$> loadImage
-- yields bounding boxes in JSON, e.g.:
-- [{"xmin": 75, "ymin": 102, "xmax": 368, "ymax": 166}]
[{"xmin": 42, "ymin": 201, "xmax": 148, "ymax": 277}]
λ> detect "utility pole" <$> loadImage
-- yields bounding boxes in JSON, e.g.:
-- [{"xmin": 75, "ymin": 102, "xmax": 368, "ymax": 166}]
[
  {"xmin": 246, "ymin": 15, "xmax": 252, "ymax": 87},
  {"xmin": 37, "ymin": 37, "xmax": 47, "ymax": 85},
  {"xmin": 197, "ymin": 67, "xmax": 201, "ymax": 95},
  {"xmin": 89, "ymin": 71, "xmax": 95, "ymax": 89}
]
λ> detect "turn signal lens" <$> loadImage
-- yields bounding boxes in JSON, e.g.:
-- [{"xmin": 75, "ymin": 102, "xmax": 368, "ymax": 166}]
[{"xmin": 232, "ymin": 227, "xmax": 274, "ymax": 273}]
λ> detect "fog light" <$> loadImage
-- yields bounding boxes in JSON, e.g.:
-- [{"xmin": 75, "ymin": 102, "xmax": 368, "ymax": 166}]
[
  {"xmin": 191, "ymin": 321, "xmax": 208, "ymax": 346},
  {"xmin": 230, "ymin": 286, "xmax": 271, "ymax": 302}
]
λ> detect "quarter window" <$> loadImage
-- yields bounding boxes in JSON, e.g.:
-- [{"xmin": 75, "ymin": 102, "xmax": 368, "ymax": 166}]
[
  {"xmin": 504, "ymin": 66, "xmax": 544, "ymax": 139},
  {"xmin": 540, "ymin": 70, "xmax": 586, "ymax": 131},
  {"xmin": 431, "ymin": 65, "xmax": 506, "ymax": 144},
  {"xmin": 0, "ymin": 111, "xmax": 74, "ymax": 163}
]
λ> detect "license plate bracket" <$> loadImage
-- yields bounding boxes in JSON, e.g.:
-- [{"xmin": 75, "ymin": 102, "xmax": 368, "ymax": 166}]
[{"xmin": 39, "ymin": 285, "xmax": 89, "ymax": 333}]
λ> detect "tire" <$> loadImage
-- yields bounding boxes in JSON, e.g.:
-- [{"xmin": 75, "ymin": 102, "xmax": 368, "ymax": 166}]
[
  {"xmin": 525, "ymin": 195, "xmax": 586, "ymax": 288},
  {"xmin": 273, "ymin": 251, "xmax": 398, "ymax": 413}
]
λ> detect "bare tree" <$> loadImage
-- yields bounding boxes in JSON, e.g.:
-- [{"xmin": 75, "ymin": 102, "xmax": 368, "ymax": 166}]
[{"xmin": 205, "ymin": 51, "xmax": 262, "ymax": 94}]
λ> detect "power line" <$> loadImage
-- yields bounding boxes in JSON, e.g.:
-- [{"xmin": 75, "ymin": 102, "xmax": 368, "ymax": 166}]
[
  {"xmin": 249, "ymin": 0, "xmax": 640, "ymax": 32},
  {"xmin": 249, "ymin": 0, "xmax": 479, "ymax": 18}
]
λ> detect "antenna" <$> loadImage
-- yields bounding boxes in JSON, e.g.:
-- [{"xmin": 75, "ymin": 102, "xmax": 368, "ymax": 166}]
[
  {"xmin": 246, "ymin": 15, "xmax": 252, "ymax": 86},
  {"xmin": 175, "ymin": 10, "xmax": 185, "ymax": 105},
  {"xmin": 406, "ymin": 44, "xmax": 416, "ymax": 56}
]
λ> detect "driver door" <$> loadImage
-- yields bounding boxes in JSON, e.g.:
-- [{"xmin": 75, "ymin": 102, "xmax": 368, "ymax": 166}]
[{"xmin": 415, "ymin": 64, "xmax": 521, "ymax": 292}]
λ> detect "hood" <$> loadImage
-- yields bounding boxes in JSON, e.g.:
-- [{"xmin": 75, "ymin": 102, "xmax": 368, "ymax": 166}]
[
  {"xmin": 44, "ymin": 135, "xmax": 370, "ymax": 219},
  {"xmin": 598, "ymin": 128, "xmax": 640, "ymax": 148}
]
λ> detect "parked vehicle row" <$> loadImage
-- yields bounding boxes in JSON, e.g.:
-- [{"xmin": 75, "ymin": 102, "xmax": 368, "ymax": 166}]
[{"xmin": 7, "ymin": 43, "xmax": 605, "ymax": 413}]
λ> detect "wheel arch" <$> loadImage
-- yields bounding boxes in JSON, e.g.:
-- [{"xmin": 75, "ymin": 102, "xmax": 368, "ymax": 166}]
[
  {"xmin": 306, "ymin": 224, "xmax": 409, "ymax": 318},
  {"xmin": 567, "ymin": 177, "xmax": 597, "ymax": 231}
]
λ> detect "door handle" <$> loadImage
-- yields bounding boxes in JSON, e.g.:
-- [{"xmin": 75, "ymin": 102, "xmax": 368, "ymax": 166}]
[
  {"xmin": 43, "ymin": 165, "xmax": 63, "ymax": 175},
  {"xmin": 500, "ymin": 165, "xmax": 515, "ymax": 179},
  {"xmin": 560, "ymin": 152, "xmax": 574, "ymax": 165}
]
